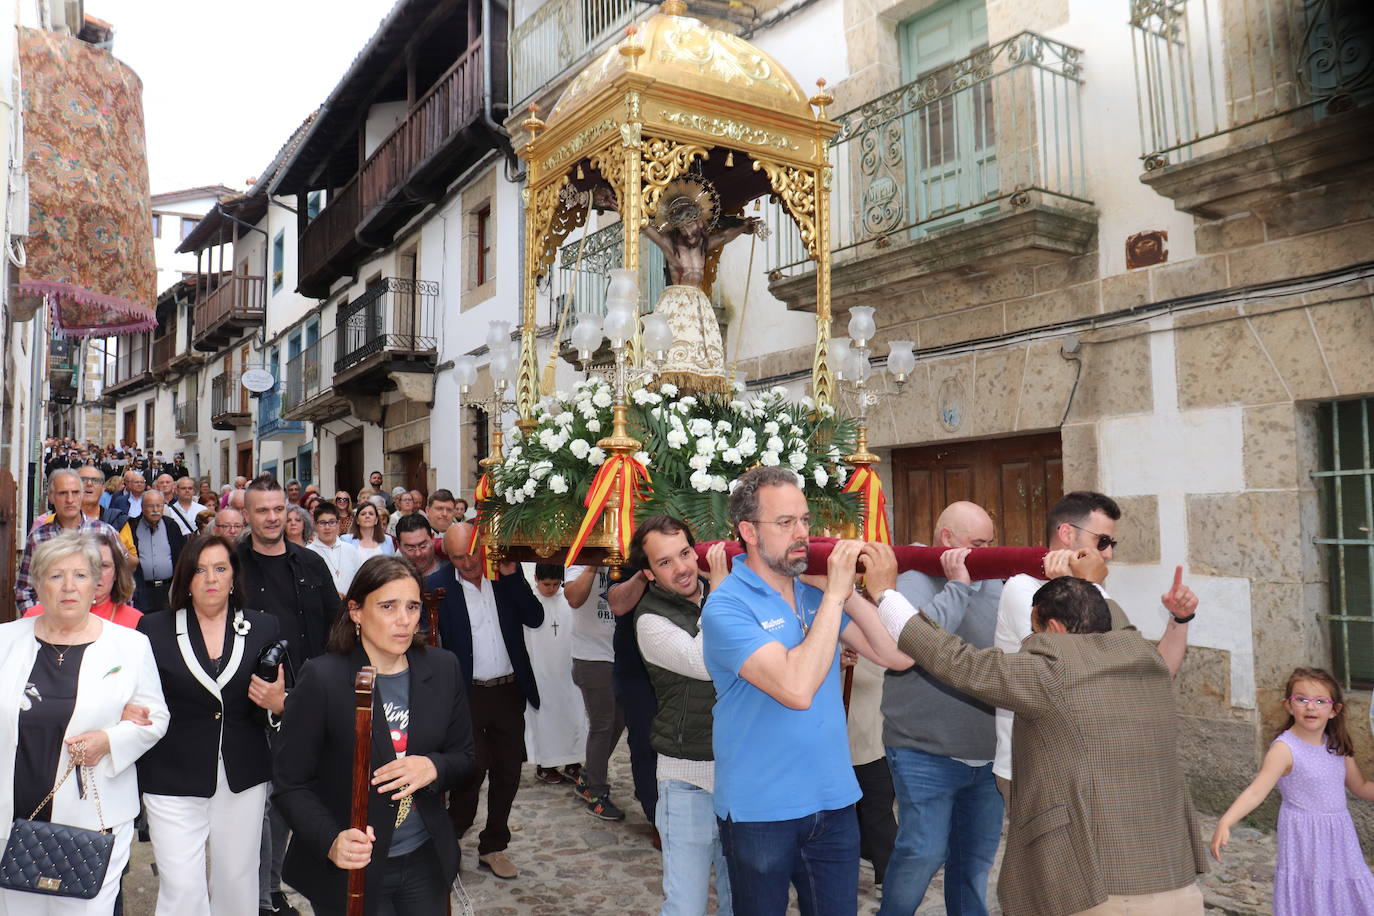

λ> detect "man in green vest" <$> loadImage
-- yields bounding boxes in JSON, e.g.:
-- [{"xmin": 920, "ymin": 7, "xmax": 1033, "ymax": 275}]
[{"xmin": 629, "ymin": 515, "xmax": 733, "ymax": 916}]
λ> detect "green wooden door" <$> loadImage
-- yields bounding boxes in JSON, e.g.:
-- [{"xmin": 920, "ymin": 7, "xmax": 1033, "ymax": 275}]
[{"xmin": 897, "ymin": 0, "xmax": 998, "ymax": 235}]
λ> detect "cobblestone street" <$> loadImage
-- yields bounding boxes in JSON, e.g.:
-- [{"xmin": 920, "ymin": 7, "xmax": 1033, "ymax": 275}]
[{"xmin": 121, "ymin": 743, "xmax": 1283, "ymax": 915}]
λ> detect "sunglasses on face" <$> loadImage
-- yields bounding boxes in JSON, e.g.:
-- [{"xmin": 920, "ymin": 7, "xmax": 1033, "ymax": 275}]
[{"xmin": 1068, "ymin": 523, "xmax": 1118, "ymax": 552}]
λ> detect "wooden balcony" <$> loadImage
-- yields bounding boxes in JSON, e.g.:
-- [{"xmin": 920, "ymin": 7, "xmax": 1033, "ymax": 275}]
[
  {"xmin": 298, "ymin": 41, "xmax": 489, "ymax": 298},
  {"xmin": 151, "ymin": 333, "xmax": 176, "ymax": 378},
  {"xmin": 193, "ymin": 275, "xmax": 266, "ymax": 352},
  {"xmin": 210, "ymin": 373, "xmax": 251, "ymax": 430},
  {"xmin": 104, "ymin": 335, "xmax": 155, "ymax": 398}
]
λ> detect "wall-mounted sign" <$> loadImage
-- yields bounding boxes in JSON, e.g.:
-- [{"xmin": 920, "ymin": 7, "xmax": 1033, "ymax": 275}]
[{"xmin": 241, "ymin": 368, "xmax": 275, "ymax": 393}]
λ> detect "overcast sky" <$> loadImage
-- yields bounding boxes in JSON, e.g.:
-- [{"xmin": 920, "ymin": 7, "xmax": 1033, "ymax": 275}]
[{"xmin": 85, "ymin": 0, "xmax": 399, "ymax": 195}]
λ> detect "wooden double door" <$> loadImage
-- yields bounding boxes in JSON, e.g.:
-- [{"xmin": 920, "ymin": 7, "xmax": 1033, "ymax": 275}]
[{"xmin": 892, "ymin": 431, "xmax": 1063, "ymax": 548}]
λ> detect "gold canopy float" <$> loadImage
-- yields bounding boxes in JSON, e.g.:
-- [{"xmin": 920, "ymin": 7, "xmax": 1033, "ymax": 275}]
[{"xmin": 482, "ymin": 0, "xmax": 879, "ymax": 571}]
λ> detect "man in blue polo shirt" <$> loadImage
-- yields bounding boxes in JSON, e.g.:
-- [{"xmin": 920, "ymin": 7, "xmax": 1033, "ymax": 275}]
[{"xmin": 702, "ymin": 466, "xmax": 913, "ymax": 915}]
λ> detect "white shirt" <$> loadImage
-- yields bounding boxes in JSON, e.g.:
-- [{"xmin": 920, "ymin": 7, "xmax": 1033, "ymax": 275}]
[
  {"xmin": 635, "ymin": 598, "xmax": 715, "ymax": 793},
  {"xmin": 308, "ymin": 538, "xmax": 363, "ymax": 595},
  {"xmin": 461, "ymin": 572, "xmax": 514, "ymax": 680},
  {"xmin": 565, "ymin": 565, "xmax": 616, "ymax": 662},
  {"xmin": 165, "ymin": 499, "xmax": 206, "ymax": 535}
]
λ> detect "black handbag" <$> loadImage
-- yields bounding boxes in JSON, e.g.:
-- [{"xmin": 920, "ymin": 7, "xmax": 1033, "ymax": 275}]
[{"xmin": 0, "ymin": 744, "xmax": 114, "ymax": 900}]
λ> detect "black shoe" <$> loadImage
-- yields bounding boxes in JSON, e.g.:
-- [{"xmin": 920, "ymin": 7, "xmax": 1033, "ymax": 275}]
[
  {"xmin": 586, "ymin": 794, "xmax": 625, "ymax": 820},
  {"xmin": 271, "ymin": 891, "xmax": 299, "ymax": 916}
]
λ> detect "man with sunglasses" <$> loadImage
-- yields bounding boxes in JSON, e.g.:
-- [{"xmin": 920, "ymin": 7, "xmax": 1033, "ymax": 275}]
[{"xmin": 992, "ymin": 491, "xmax": 1199, "ymax": 797}]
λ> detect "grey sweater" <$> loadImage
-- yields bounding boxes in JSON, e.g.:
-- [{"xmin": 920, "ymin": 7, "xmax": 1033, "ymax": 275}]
[{"xmin": 881, "ymin": 571, "xmax": 1003, "ymax": 760}]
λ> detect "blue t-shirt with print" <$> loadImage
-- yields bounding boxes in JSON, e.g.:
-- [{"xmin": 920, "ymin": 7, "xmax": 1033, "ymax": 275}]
[{"xmin": 701, "ymin": 561, "xmax": 860, "ymax": 822}]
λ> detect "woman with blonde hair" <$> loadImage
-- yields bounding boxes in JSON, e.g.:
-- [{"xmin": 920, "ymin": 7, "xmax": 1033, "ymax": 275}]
[{"xmin": 0, "ymin": 531, "xmax": 168, "ymax": 913}]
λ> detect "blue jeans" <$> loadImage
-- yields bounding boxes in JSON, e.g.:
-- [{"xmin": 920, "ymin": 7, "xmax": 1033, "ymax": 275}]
[
  {"xmin": 717, "ymin": 805, "xmax": 859, "ymax": 916},
  {"xmin": 879, "ymin": 747, "xmax": 1003, "ymax": 916},
  {"xmin": 656, "ymin": 780, "xmax": 732, "ymax": 916}
]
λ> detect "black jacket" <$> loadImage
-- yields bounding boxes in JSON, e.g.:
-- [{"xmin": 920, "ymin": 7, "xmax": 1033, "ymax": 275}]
[
  {"xmin": 237, "ymin": 541, "xmax": 342, "ymax": 680},
  {"xmin": 425, "ymin": 567, "xmax": 544, "ymax": 708},
  {"xmin": 273, "ymin": 646, "xmax": 474, "ymax": 916},
  {"xmin": 136, "ymin": 608, "xmax": 280, "ymax": 796}
]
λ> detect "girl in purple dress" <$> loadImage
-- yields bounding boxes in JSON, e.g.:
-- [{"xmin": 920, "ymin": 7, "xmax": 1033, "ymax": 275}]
[{"xmin": 1211, "ymin": 667, "xmax": 1374, "ymax": 914}]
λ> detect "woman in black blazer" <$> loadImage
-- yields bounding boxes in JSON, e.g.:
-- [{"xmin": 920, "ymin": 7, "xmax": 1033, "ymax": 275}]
[
  {"xmin": 274, "ymin": 555, "xmax": 474, "ymax": 916},
  {"xmin": 136, "ymin": 533, "xmax": 285, "ymax": 915}
]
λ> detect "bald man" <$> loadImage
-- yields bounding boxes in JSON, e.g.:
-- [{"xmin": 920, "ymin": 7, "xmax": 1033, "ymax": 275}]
[{"xmin": 878, "ymin": 501, "xmax": 1004, "ymax": 916}]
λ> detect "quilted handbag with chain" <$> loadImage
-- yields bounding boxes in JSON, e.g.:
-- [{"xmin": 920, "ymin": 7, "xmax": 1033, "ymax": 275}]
[{"xmin": 0, "ymin": 743, "xmax": 113, "ymax": 899}]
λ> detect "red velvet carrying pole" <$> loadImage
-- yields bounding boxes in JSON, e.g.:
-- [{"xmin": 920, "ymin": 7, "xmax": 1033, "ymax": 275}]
[
  {"xmin": 695, "ymin": 538, "xmax": 1049, "ymax": 581},
  {"xmin": 348, "ymin": 667, "xmax": 378, "ymax": 916}
]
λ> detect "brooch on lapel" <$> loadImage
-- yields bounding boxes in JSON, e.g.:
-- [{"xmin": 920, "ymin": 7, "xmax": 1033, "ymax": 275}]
[
  {"xmin": 103, "ymin": 666, "xmax": 121, "ymax": 678},
  {"xmin": 232, "ymin": 612, "xmax": 251, "ymax": 636}
]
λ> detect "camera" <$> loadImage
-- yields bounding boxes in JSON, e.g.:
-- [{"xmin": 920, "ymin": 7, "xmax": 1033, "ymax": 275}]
[{"xmin": 256, "ymin": 640, "xmax": 289, "ymax": 682}]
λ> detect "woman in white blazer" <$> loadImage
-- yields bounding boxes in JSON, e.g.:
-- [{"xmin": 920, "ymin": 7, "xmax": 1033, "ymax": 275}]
[{"xmin": 0, "ymin": 531, "xmax": 169, "ymax": 915}]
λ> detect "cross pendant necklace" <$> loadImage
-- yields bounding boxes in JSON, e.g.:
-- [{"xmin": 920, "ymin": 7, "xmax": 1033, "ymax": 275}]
[{"xmin": 48, "ymin": 642, "xmax": 74, "ymax": 665}]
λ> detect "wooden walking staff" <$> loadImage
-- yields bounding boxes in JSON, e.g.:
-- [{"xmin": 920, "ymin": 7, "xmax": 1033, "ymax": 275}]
[
  {"xmin": 348, "ymin": 667, "xmax": 378, "ymax": 916},
  {"xmin": 421, "ymin": 588, "xmax": 445, "ymax": 648}
]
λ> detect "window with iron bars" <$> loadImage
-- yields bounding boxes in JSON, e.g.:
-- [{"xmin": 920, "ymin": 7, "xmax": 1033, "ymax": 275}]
[{"xmin": 1315, "ymin": 398, "xmax": 1374, "ymax": 688}]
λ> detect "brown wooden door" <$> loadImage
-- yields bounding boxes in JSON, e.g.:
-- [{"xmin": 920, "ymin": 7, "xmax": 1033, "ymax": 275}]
[
  {"xmin": 122, "ymin": 410, "xmax": 137, "ymax": 447},
  {"xmin": 335, "ymin": 435, "xmax": 364, "ymax": 496},
  {"xmin": 237, "ymin": 441, "xmax": 254, "ymax": 479},
  {"xmin": 892, "ymin": 432, "xmax": 1063, "ymax": 547},
  {"xmin": 399, "ymin": 447, "xmax": 426, "ymax": 498},
  {"xmin": 239, "ymin": 344, "xmax": 251, "ymax": 412}
]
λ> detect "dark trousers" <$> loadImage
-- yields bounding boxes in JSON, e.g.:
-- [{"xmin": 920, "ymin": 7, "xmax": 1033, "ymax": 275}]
[
  {"xmin": 612, "ymin": 669, "xmax": 658, "ymax": 823},
  {"xmin": 375, "ymin": 842, "xmax": 447, "ymax": 916},
  {"xmin": 572, "ymin": 659, "xmax": 623, "ymax": 796},
  {"xmin": 447, "ymin": 681, "xmax": 525, "ymax": 855},
  {"xmin": 138, "ymin": 578, "xmax": 171, "ymax": 613},
  {"xmin": 854, "ymin": 758, "xmax": 897, "ymax": 885}
]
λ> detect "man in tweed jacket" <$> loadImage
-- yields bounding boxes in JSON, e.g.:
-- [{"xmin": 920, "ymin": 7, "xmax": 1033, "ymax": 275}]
[{"xmin": 864, "ymin": 545, "xmax": 1207, "ymax": 916}]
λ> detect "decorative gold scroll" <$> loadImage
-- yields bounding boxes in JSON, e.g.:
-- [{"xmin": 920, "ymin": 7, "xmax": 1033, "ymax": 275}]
[
  {"xmin": 640, "ymin": 137, "xmax": 710, "ymax": 229},
  {"xmin": 752, "ymin": 157, "xmax": 820, "ymax": 258},
  {"xmin": 661, "ymin": 110, "xmax": 800, "ymax": 151}
]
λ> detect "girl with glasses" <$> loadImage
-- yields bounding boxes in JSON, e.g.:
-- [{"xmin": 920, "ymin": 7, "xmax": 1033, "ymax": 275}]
[{"xmin": 1210, "ymin": 667, "xmax": 1374, "ymax": 912}]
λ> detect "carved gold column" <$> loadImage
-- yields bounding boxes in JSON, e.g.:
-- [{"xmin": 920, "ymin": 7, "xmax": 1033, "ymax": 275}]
[
  {"xmin": 517, "ymin": 107, "xmax": 546, "ymax": 431},
  {"xmin": 810, "ymin": 80, "xmax": 835, "ymax": 410}
]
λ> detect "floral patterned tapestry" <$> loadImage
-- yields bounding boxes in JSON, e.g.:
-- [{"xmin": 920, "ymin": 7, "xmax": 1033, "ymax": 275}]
[{"xmin": 16, "ymin": 27, "xmax": 155, "ymax": 337}]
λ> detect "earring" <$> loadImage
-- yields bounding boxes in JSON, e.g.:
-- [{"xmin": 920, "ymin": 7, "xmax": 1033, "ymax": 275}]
[{"xmin": 355, "ymin": 623, "xmax": 361, "ymax": 637}]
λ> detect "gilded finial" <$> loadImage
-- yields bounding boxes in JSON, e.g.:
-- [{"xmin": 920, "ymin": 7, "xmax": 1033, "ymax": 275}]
[
  {"xmin": 809, "ymin": 78, "xmax": 833, "ymax": 119},
  {"xmin": 521, "ymin": 103, "xmax": 545, "ymax": 141},
  {"xmin": 619, "ymin": 24, "xmax": 644, "ymax": 66},
  {"xmin": 661, "ymin": 0, "xmax": 688, "ymax": 16}
]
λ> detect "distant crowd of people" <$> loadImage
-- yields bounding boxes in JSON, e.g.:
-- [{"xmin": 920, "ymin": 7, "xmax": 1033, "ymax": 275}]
[{"xmin": 10, "ymin": 448, "xmax": 1374, "ymax": 916}]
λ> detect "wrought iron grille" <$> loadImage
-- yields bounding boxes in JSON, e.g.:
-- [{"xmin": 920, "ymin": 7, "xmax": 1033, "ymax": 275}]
[
  {"xmin": 334, "ymin": 278, "xmax": 439, "ymax": 375},
  {"xmin": 552, "ymin": 221, "xmax": 667, "ymax": 348},
  {"xmin": 764, "ymin": 31, "xmax": 1087, "ymax": 280},
  {"xmin": 1315, "ymin": 397, "xmax": 1374, "ymax": 688},
  {"xmin": 283, "ymin": 330, "xmax": 338, "ymax": 415}
]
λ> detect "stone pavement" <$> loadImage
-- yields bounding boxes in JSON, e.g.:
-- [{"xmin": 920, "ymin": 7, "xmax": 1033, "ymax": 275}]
[{"xmin": 122, "ymin": 743, "xmax": 1280, "ymax": 914}]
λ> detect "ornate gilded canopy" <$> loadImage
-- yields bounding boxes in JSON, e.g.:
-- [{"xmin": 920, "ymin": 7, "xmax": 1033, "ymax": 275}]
[{"xmin": 515, "ymin": 0, "xmax": 839, "ymax": 424}]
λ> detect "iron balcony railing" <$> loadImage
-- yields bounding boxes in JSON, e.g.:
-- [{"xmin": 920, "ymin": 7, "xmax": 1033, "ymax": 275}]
[
  {"xmin": 764, "ymin": 31, "xmax": 1088, "ymax": 281},
  {"xmin": 334, "ymin": 279, "xmax": 439, "ymax": 375},
  {"xmin": 174, "ymin": 400, "xmax": 198, "ymax": 438},
  {"xmin": 210, "ymin": 372, "xmax": 249, "ymax": 423},
  {"xmin": 283, "ymin": 329, "xmax": 339, "ymax": 416},
  {"xmin": 257, "ymin": 383, "xmax": 305, "ymax": 438},
  {"xmin": 551, "ymin": 220, "xmax": 667, "ymax": 350},
  {"xmin": 510, "ymin": 0, "xmax": 645, "ymax": 108},
  {"xmin": 1129, "ymin": 0, "xmax": 1374, "ymax": 168}
]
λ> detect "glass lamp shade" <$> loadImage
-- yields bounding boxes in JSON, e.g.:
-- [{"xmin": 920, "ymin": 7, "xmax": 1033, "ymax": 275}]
[
  {"xmin": 454, "ymin": 355, "xmax": 478, "ymax": 390},
  {"xmin": 887, "ymin": 340, "xmax": 916, "ymax": 380},
  {"xmin": 829, "ymin": 337, "xmax": 851, "ymax": 380},
  {"xmin": 489, "ymin": 345, "xmax": 516, "ymax": 387},
  {"xmin": 603, "ymin": 304, "xmax": 637, "ymax": 347},
  {"xmin": 571, "ymin": 314, "xmax": 604, "ymax": 359},
  {"xmin": 846, "ymin": 349, "xmax": 872, "ymax": 383},
  {"xmin": 847, "ymin": 306, "xmax": 876, "ymax": 347},
  {"xmin": 485, "ymin": 320, "xmax": 512, "ymax": 350},
  {"xmin": 641, "ymin": 313, "xmax": 672, "ymax": 358},
  {"xmin": 606, "ymin": 268, "xmax": 639, "ymax": 304}
]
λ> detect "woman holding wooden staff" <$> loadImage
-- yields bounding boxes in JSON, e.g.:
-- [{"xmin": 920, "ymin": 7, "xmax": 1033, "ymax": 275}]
[{"xmin": 273, "ymin": 555, "xmax": 475, "ymax": 915}]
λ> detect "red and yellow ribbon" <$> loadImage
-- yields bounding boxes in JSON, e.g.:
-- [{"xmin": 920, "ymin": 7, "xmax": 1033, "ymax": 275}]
[
  {"xmin": 842, "ymin": 464, "xmax": 890, "ymax": 544},
  {"xmin": 469, "ymin": 473, "xmax": 499, "ymax": 579},
  {"xmin": 564, "ymin": 455, "xmax": 652, "ymax": 567}
]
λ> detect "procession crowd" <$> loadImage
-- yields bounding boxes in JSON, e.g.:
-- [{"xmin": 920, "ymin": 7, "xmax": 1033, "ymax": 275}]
[{"xmin": 7, "ymin": 445, "xmax": 1374, "ymax": 915}]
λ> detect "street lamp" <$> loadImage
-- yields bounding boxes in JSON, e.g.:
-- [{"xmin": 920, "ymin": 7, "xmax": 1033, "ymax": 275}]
[
  {"xmin": 458, "ymin": 321, "xmax": 520, "ymax": 467},
  {"xmin": 834, "ymin": 306, "xmax": 914, "ymax": 465}
]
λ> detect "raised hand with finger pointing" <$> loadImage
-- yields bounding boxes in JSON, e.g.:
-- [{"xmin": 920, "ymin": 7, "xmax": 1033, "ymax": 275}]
[{"xmin": 1162, "ymin": 565, "xmax": 1198, "ymax": 623}]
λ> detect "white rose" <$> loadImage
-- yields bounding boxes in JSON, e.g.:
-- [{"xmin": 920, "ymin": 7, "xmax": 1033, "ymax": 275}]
[
  {"xmin": 836, "ymin": 464, "xmax": 849, "ymax": 485},
  {"xmin": 800, "ymin": 395, "xmax": 815, "ymax": 409},
  {"xmin": 689, "ymin": 470, "xmax": 712, "ymax": 493},
  {"xmin": 761, "ymin": 451, "xmax": 780, "ymax": 466},
  {"xmin": 569, "ymin": 439, "xmax": 590, "ymax": 460},
  {"xmin": 722, "ymin": 448, "xmax": 742, "ymax": 464},
  {"xmin": 523, "ymin": 478, "xmax": 538, "ymax": 496},
  {"xmin": 689, "ymin": 454, "xmax": 712, "ymax": 471},
  {"xmin": 588, "ymin": 447, "xmax": 607, "ymax": 466},
  {"xmin": 764, "ymin": 421, "xmax": 780, "ymax": 435},
  {"xmin": 715, "ymin": 420, "xmax": 732, "ymax": 433},
  {"xmin": 586, "ymin": 419, "xmax": 601, "ymax": 433},
  {"xmin": 770, "ymin": 385, "xmax": 788, "ymax": 399},
  {"xmin": 696, "ymin": 437, "xmax": 715, "ymax": 456},
  {"xmin": 766, "ymin": 435, "xmax": 785, "ymax": 453},
  {"xmin": 531, "ymin": 461, "xmax": 552, "ymax": 480},
  {"xmin": 666, "ymin": 428, "xmax": 689, "ymax": 449},
  {"xmin": 555, "ymin": 412, "xmax": 575, "ymax": 428},
  {"xmin": 793, "ymin": 471, "xmax": 806, "ymax": 489},
  {"xmin": 592, "ymin": 388, "xmax": 613, "ymax": 409},
  {"xmin": 659, "ymin": 383, "xmax": 678, "ymax": 397},
  {"xmin": 779, "ymin": 413, "xmax": 792, "ymax": 425},
  {"xmin": 549, "ymin": 474, "xmax": 568, "ymax": 495},
  {"xmin": 790, "ymin": 426, "xmax": 804, "ymax": 438},
  {"xmin": 789, "ymin": 452, "xmax": 807, "ymax": 470}
]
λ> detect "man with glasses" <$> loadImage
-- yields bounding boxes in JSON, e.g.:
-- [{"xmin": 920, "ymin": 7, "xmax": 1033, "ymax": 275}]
[
  {"xmin": 701, "ymin": 467, "xmax": 911, "ymax": 915},
  {"xmin": 14, "ymin": 468, "xmax": 120, "ymax": 610},
  {"xmin": 109, "ymin": 468, "xmax": 148, "ymax": 520},
  {"xmin": 212, "ymin": 507, "xmax": 246, "ymax": 540},
  {"xmin": 993, "ymin": 491, "xmax": 1199, "ymax": 797},
  {"xmin": 165, "ymin": 475, "xmax": 207, "ymax": 536}
]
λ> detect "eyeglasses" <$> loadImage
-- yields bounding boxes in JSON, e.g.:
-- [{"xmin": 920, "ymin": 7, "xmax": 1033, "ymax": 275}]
[
  {"xmin": 217, "ymin": 524, "xmax": 244, "ymax": 534},
  {"xmin": 750, "ymin": 515, "xmax": 811, "ymax": 532},
  {"xmin": 79, "ymin": 477, "xmax": 104, "ymax": 485},
  {"xmin": 316, "ymin": 518, "xmax": 339, "ymax": 526},
  {"xmin": 335, "ymin": 496, "xmax": 351, "ymax": 504},
  {"xmin": 1068, "ymin": 523, "xmax": 1118, "ymax": 552},
  {"xmin": 1287, "ymin": 695, "xmax": 1336, "ymax": 709}
]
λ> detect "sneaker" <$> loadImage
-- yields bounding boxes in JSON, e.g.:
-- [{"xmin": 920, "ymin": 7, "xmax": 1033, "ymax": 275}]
[
  {"xmin": 570, "ymin": 775, "xmax": 596, "ymax": 803},
  {"xmin": 562, "ymin": 763, "xmax": 582, "ymax": 783},
  {"xmin": 271, "ymin": 892, "xmax": 299, "ymax": 916},
  {"xmin": 478, "ymin": 851, "xmax": 518, "ymax": 879},
  {"xmin": 536, "ymin": 766, "xmax": 569, "ymax": 785},
  {"xmin": 586, "ymin": 795, "xmax": 625, "ymax": 820}
]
